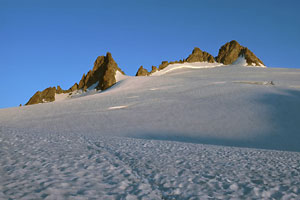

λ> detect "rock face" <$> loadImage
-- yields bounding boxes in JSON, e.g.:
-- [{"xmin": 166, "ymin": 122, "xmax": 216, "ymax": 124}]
[
  {"xmin": 156, "ymin": 47, "xmax": 214, "ymax": 72},
  {"xmin": 185, "ymin": 47, "xmax": 215, "ymax": 63},
  {"xmin": 158, "ymin": 61, "xmax": 169, "ymax": 70},
  {"xmin": 150, "ymin": 66, "xmax": 158, "ymax": 74},
  {"xmin": 69, "ymin": 83, "xmax": 78, "ymax": 92},
  {"xmin": 26, "ymin": 52, "xmax": 125, "ymax": 105},
  {"xmin": 78, "ymin": 52, "xmax": 125, "ymax": 91},
  {"xmin": 56, "ymin": 86, "xmax": 63, "ymax": 94},
  {"xmin": 136, "ymin": 66, "xmax": 150, "ymax": 76},
  {"xmin": 216, "ymin": 40, "xmax": 264, "ymax": 66},
  {"xmin": 26, "ymin": 87, "xmax": 58, "ymax": 105}
]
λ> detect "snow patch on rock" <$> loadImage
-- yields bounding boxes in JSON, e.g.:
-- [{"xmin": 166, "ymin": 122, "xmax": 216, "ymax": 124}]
[
  {"xmin": 115, "ymin": 70, "xmax": 129, "ymax": 82},
  {"xmin": 232, "ymin": 56, "xmax": 248, "ymax": 66}
]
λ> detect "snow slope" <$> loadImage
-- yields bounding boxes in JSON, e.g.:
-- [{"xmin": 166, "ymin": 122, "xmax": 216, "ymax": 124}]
[
  {"xmin": 1, "ymin": 63, "xmax": 300, "ymax": 199},
  {"xmin": 151, "ymin": 62, "xmax": 223, "ymax": 76}
]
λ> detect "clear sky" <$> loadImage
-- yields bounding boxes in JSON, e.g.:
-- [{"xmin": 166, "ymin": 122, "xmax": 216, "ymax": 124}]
[{"xmin": 1, "ymin": 0, "xmax": 300, "ymax": 108}]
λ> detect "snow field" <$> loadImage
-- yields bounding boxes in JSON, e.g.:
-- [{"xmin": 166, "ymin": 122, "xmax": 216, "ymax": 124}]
[
  {"xmin": 0, "ymin": 128, "xmax": 299, "ymax": 199},
  {"xmin": 1, "ymin": 63, "xmax": 300, "ymax": 199}
]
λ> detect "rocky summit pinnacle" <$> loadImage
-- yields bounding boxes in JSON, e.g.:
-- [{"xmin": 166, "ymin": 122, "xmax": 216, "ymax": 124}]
[
  {"xmin": 25, "ymin": 52, "xmax": 125, "ymax": 105},
  {"xmin": 216, "ymin": 40, "xmax": 264, "ymax": 66},
  {"xmin": 136, "ymin": 66, "xmax": 150, "ymax": 76},
  {"xmin": 185, "ymin": 47, "xmax": 215, "ymax": 63},
  {"xmin": 78, "ymin": 52, "xmax": 125, "ymax": 91}
]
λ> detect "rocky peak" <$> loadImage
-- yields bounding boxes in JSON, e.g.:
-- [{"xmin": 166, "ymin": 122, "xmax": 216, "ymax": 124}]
[
  {"xmin": 26, "ymin": 52, "xmax": 125, "ymax": 106},
  {"xmin": 69, "ymin": 83, "xmax": 78, "ymax": 92},
  {"xmin": 56, "ymin": 85, "xmax": 63, "ymax": 94},
  {"xmin": 216, "ymin": 40, "xmax": 264, "ymax": 66},
  {"xmin": 150, "ymin": 66, "xmax": 158, "ymax": 74},
  {"xmin": 25, "ymin": 87, "xmax": 58, "ymax": 105},
  {"xmin": 92, "ymin": 56, "xmax": 105, "ymax": 71},
  {"xmin": 78, "ymin": 52, "xmax": 125, "ymax": 91},
  {"xmin": 154, "ymin": 47, "xmax": 214, "ymax": 73},
  {"xmin": 158, "ymin": 61, "xmax": 169, "ymax": 70},
  {"xmin": 185, "ymin": 47, "xmax": 215, "ymax": 63},
  {"xmin": 138, "ymin": 47, "xmax": 215, "ymax": 76},
  {"xmin": 136, "ymin": 66, "xmax": 150, "ymax": 76}
]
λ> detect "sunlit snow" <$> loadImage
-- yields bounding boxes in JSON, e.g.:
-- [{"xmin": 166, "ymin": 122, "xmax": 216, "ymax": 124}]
[{"xmin": 1, "ymin": 63, "xmax": 300, "ymax": 199}]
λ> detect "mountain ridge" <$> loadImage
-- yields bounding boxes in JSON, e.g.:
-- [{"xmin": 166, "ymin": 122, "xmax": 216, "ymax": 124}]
[{"xmin": 25, "ymin": 40, "xmax": 264, "ymax": 105}]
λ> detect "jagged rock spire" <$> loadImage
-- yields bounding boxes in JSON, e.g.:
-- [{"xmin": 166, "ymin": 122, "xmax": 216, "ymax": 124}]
[
  {"xmin": 136, "ymin": 66, "xmax": 150, "ymax": 76},
  {"xmin": 216, "ymin": 40, "xmax": 264, "ymax": 66},
  {"xmin": 26, "ymin": 52, "xmax": 125, "ymax": 105},
  {"xmin": 78, "ymin": 52, "xmax": 125, "ymax": 91}
]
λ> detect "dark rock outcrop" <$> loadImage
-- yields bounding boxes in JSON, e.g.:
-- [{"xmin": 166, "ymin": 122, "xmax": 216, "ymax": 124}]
[
  {"xmin": 78, "ymin": 52, "xmax": 125, "ymax": 91},
  {"xmin": 78, "ymin": 74, "xmax": 86, "ymax": 89},
  {"xmin": 26, "ymin": 52, "xmax": 125, "ymax": 105},
  {"xmin": 185, "ymin": 47, "xmax": 215, "ymax": 63},
  {"xmin": 239, "ymin": 47, "xmax": 264, "ymax": 66},
  {"xmin": 158, "ymin": 61, "xmax": 169, "ymax": 70},
  {"xmin": 156, "ymin": 47, "xmax": 214, "ymax": 72},
  {"xmin": 69, "ymin": 83, "xmax": 78, "ymax": 92},
  {"xmin": 136, "ymin": 66, "xmax": 150, "ymax": 76},
  {"xmin": 56, "ymin": 85, "xmax": 63, "ymax": 94},
  {"xmin": 150, "ymin": 66, "xmax": 158, "ymax": 74},
  {"xmin": 216, "ymin": 40, "xmax": 264, "ymax": 66},
  {"xmin": 25, "ymin": 87, "xmax": 57, "ymax": 105}
]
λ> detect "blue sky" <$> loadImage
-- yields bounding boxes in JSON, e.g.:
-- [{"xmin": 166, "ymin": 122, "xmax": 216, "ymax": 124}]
[{"xmin": 1, "ymin": 0, "xmax": 300, "ymax": 108}]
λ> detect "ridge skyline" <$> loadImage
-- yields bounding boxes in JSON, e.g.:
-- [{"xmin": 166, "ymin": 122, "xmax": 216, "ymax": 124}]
[
  {"xmin": 1, "ymin": 0, "xmax": 300, "ymax": 108},
  {"xmin": 24, "ymin": 40, "xmax": 265, "ymax": 105}
]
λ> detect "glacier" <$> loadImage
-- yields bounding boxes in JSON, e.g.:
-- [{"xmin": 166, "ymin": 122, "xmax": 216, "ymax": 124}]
[{"xmin": 1, "ymin": 62, "xmax": 300, "ymax": 199}]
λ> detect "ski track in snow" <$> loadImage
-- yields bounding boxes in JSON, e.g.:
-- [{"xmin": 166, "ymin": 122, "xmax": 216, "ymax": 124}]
[{"xmin": 1, "ymin": 64, "xmax": 300, "ymax": 199}]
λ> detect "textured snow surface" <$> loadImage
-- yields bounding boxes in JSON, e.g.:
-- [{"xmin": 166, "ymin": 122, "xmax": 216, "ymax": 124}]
[
  {"xmin": 1, "ymin": 129, "xmax": 299, "ymax": 199},
  {"xmin": 1, "ymin": 63, "xmax": 300, "ymax": 199}
]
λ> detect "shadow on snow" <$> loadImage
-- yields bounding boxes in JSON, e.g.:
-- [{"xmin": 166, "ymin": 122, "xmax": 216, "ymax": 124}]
[{"xmin": 131, "ymin": 88, "xmax": 300, "ymax": 152}]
